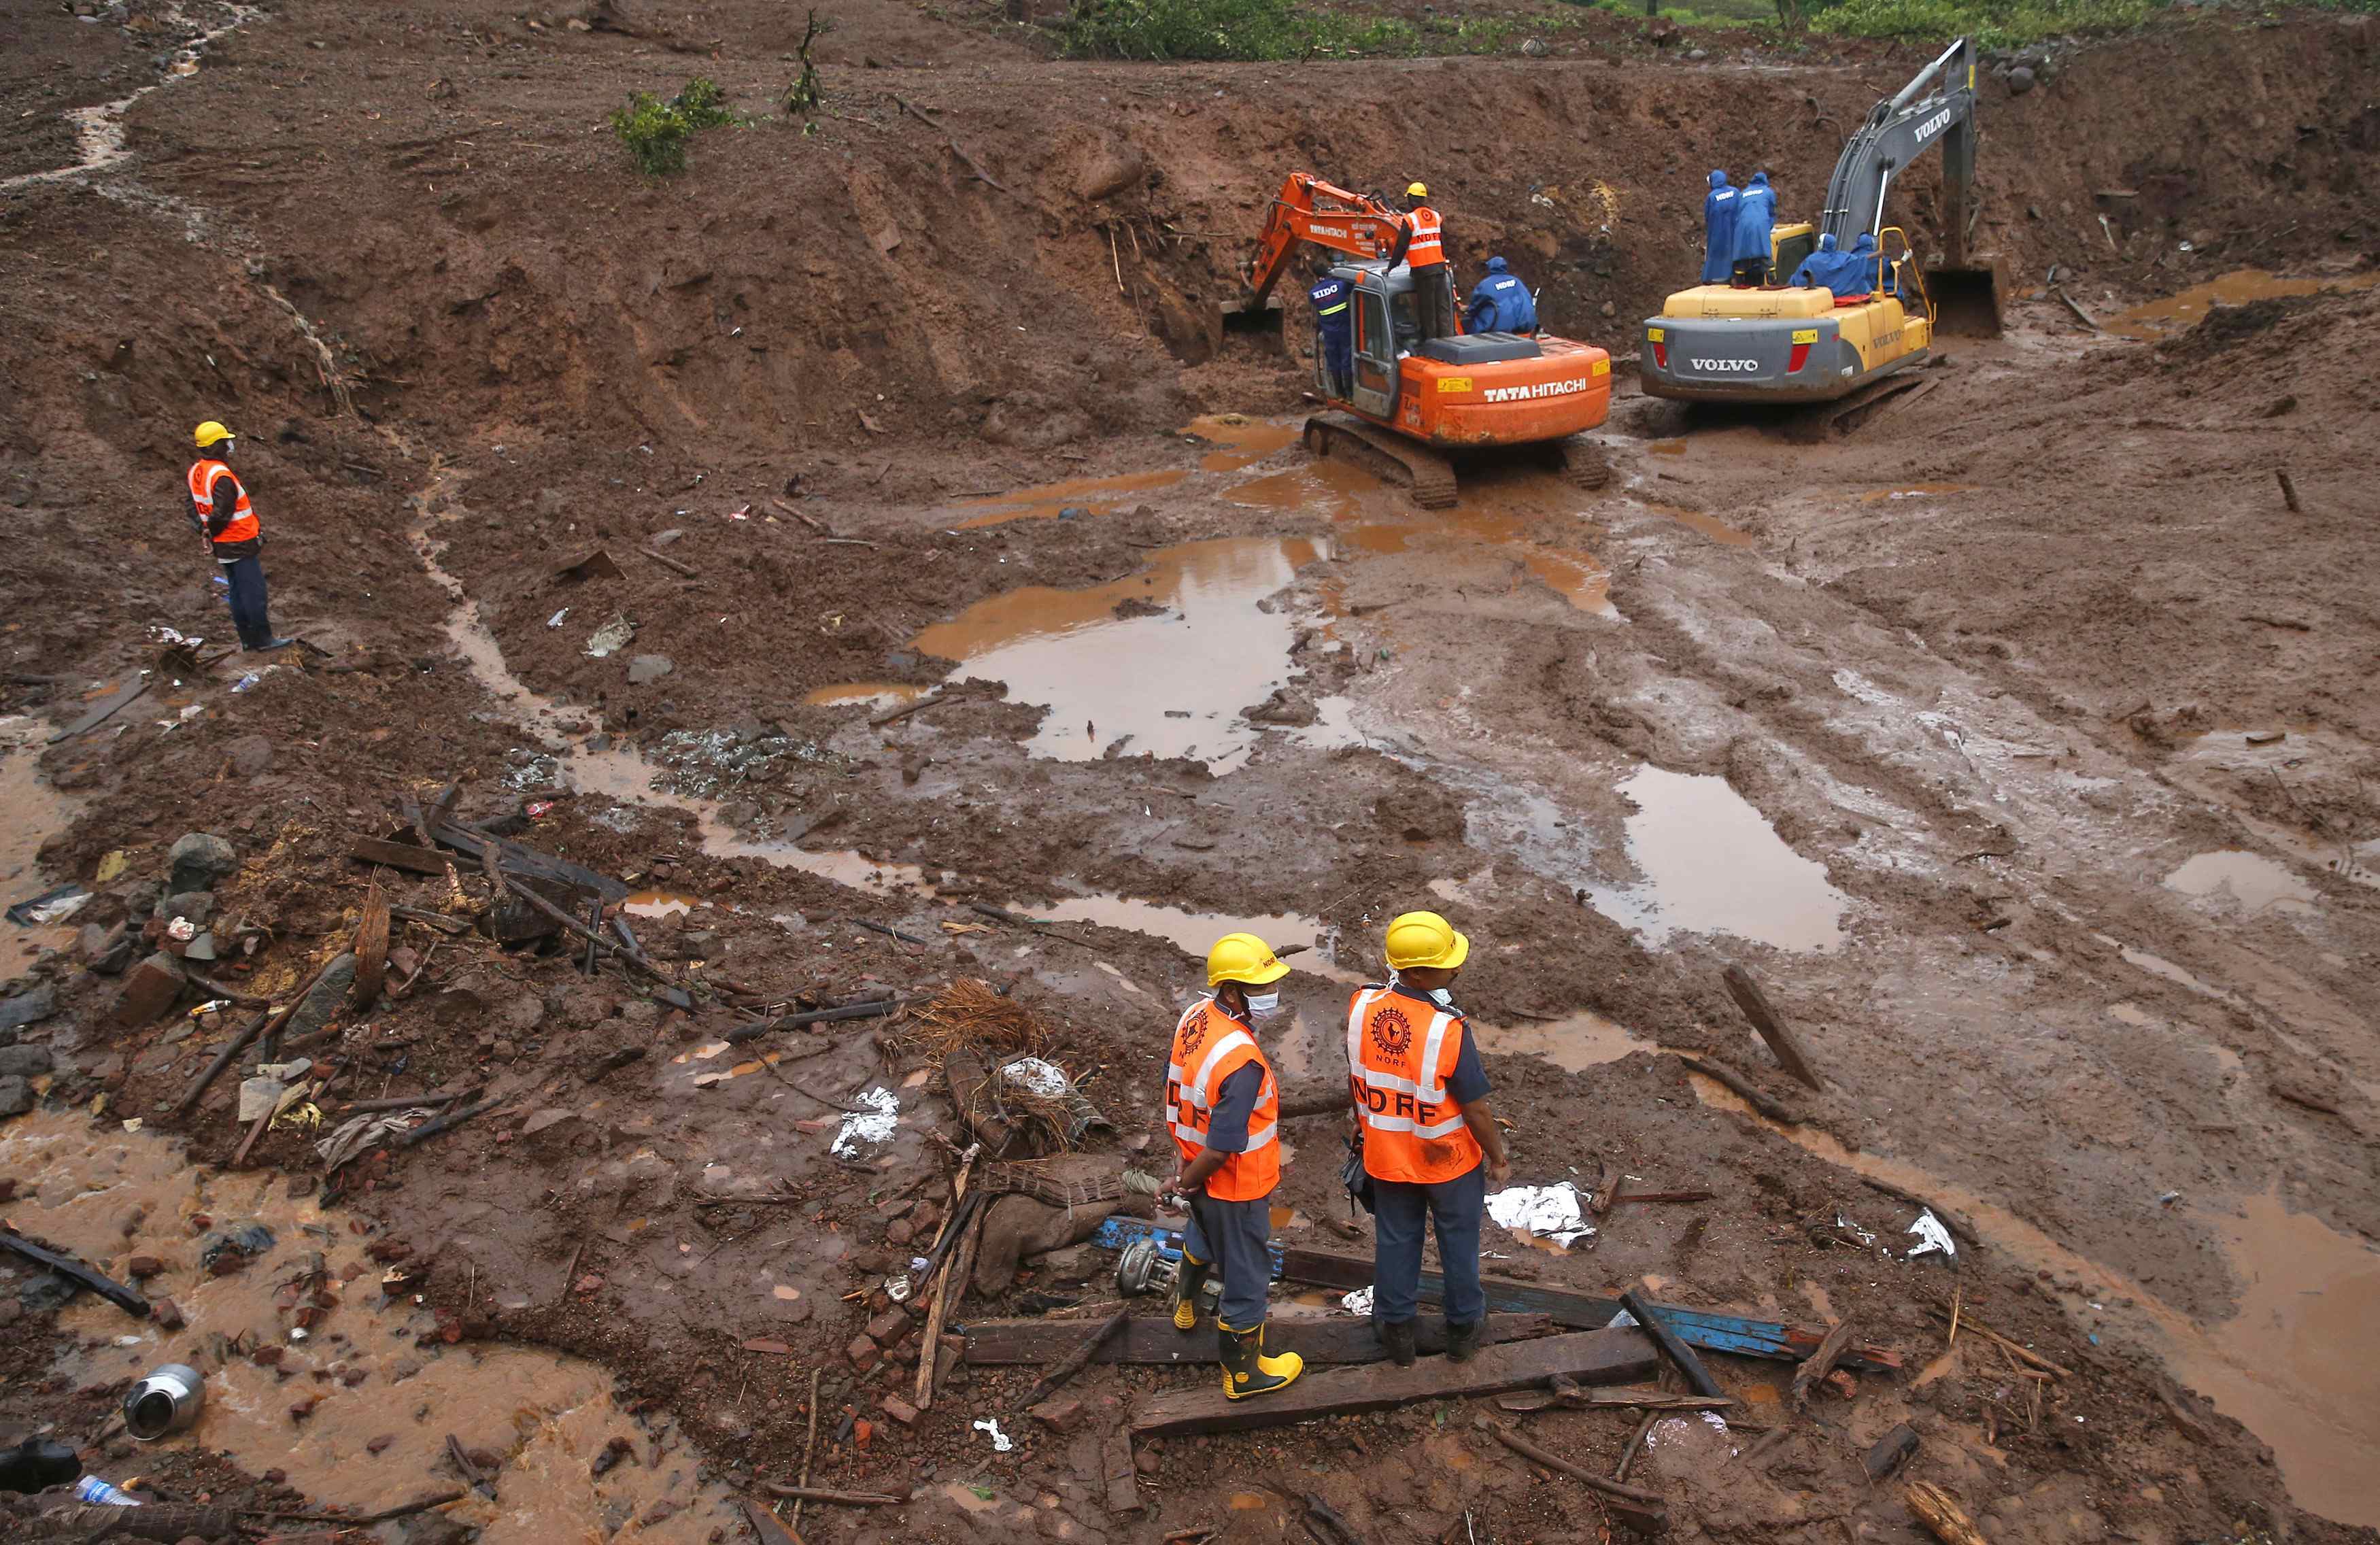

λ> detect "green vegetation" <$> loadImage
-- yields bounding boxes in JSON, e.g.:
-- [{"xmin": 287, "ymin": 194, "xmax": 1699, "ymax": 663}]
[
  {"xmin": 785, "ymin": 10, "xmax": 830, "ymax": 117},
  {"xmin": 1809, "ymin": 0, "xmax": 2162, "ymax": 46},
  {"xmin": 607, "ymin": 76, "xmax": 741, "ymax": 176}
]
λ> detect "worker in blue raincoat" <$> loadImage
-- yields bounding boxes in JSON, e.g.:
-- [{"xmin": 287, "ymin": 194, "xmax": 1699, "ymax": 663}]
[
  {"xmin": 1308, "ymin": 258, "xmax": 1354, "ymax": 398},
  {"xmin": 1788, "ymin": 232, "xmax": 1843, "ymax": 293},
  {"xmin": 1845, "ymin": 232, "xmax": 1892, "ymax": 296},
  {"xmin": 1731, "ymin": 171, "xmax": 1776, "ymax": 285},
  {"xmin": 1701, "ymin": 170, "xmax": 1739, "ymax": 285},
  {"xmin": 1465, "ymin": 256, "xmax": 1537, "ymax": 335}
]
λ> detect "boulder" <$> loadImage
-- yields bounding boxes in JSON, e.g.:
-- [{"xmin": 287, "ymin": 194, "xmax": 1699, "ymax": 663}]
[
  {"xmin": 166, "ymin": 832, "xmax": 238, "ymax": 894},
  {"xmin": 281, "ymin": 953, "xmax": 357, "ymax": 1042},
  {"xmin": 0, "ymin": 1045, "xmax": 54, "ymax": 1079},
  {"xmin": 627, "ymin": 654, "xmax": 674, "ymax": 684},
  {"xmin": 0, "ymin": 985, "xmax": 57, "ymax": 1034},
  {"xmin": 0, "ymin": 1076, "xmax": 32, "ymax": 1118},
  {"xmin": 109, "ymin": 952, "xmax": 186, "ymax": 1030}
]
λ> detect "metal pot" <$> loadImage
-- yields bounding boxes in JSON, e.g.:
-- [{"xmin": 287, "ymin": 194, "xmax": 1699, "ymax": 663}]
[{"xmin": 122, "ymin": 1363, "xmax": 204, "ymax": 1442}]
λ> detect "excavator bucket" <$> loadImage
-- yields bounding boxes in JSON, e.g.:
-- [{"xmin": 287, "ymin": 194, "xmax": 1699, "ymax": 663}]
[
  {"xmin": 1221, "ymin": 299, "xmax": 1285, "ymax": 350},
  {"xmin": 1927, "ymin": 254, "xmax": 2005, "ymax": 338}
]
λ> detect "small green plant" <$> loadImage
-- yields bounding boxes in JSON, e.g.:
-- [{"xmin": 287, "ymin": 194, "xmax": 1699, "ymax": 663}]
[
  {"xmin": 784, "ymin": 11, "xmax": 831, "ymax": 117},
  {"xmin": 608, "ymin": 76, "xmax": 741, "ymax": 175}
]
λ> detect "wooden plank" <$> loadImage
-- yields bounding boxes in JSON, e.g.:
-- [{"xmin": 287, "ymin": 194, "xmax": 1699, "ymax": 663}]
[
  {"xmin": 1102, "ymin": 1424, "xmax": 1141, "ymax": 1515},
  {"xmin": 1272, "ymin": 1246, "xmax": 1899, "ymax": 1373},
  {"xmin": 964, "ymin": 1312, "xmax": 1552, "ymax": 1367},
  {"xmin": 0, "ymin": 1228, "xmax": 150, "ymax": 1317},
  {"xmin": 1128, "ymin": 1327, "xmax": 1658, "ymax": 1439},
  {"xmin": 47, "ymin": 676, "xmax": 152, "ymax": 743},
  {"xmin": 1720, "ymin": 964, "xmax": 1824, "ymax": 1091},
  {"xmin": 350, "ymin": 836, "xmax": 461, "ymax": 878},
  {"xmin": 426, "ymin": 817, "xmax": 627, "ymax": 903}
]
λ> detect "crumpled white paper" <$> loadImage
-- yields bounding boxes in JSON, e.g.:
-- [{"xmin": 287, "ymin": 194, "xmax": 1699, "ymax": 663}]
[
  {"xmin": 1486, "ymin": 1182, "xmax": 1597, "ymax": 1246},
  {"xmin": 972, "ymin": 1417, "xmax": 1014, "ymax": 1452},
  {"xmin": 998, "ymin": 1056, "xmax": 1070, "ymax": 1098},
  {"xmin": 1906, "ymin": 1208, "xmax": 1957, "ymax": 1261},
  {"xmin": 1341, "ymin": 1286, "xmax": 1374, "ymax": 1315},
  {"xmin": 831, "ymin": 1087, "xmax": 900, "ymax": 1157}
]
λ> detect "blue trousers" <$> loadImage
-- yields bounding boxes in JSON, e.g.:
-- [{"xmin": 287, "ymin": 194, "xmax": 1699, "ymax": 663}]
[
  {"xmin": 1320, "ymin": 330, "xmax": 1352, "ymax": 397},
  {"xmin": 1184, "ymin": 1190, "xmax": 1273, "ymax": 1329},
  {"xmin": 219, "ymin": 554, "xmax": 275, "ymax": 649},
  {"xmin": 1372, "ymin": 1163, "xmax": 1485, "ymax": 1326}
]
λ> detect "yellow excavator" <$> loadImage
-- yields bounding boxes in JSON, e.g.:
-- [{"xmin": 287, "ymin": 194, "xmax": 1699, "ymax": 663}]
[{"xmin": 1640, "ymin": 38, "xmax": 2003, "ymax": 405}]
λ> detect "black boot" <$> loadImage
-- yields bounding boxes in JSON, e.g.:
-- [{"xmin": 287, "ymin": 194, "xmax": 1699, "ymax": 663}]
[
  {"xmin": 1445, "ymin": 1319, "xmax": 1484, "ymax": 1363},
  {"xmin": 1170, "ymin": 1255, "xmax": 1210, "ymax": 1333},
  {"xmin": 1376, "ymin": 1317, "xmax": 1416, "ymax": 1368},
  {"xmin": 1218, "ymin": 1321, "xmax": 1304, "ymax": 1399}
]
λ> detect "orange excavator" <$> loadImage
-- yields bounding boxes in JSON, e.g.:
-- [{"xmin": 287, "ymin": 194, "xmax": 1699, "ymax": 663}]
[{"xmin": 1238, "ymin": 173, "xmax": 1612, "ymax": 508}]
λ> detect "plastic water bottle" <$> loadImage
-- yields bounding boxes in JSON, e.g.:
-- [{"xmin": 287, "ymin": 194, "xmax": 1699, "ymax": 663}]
[{"xmin": 75, "ymin": 1474, "xmax": 141, "ymax": 1506}]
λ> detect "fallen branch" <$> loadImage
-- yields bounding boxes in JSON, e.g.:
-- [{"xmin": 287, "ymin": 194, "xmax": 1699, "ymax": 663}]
[
  {"xmin": 1789, "ymin": 1319, "xmax": 1856, "ymax": 1410},
  {"xmin": 639, "ymin": 544, "xmax": 701, "ymax": 579},
  {"xmin": 761, "ymin": 1485, "xmax": 907, "ymax": 1506},
  {"xmin": 743, "ymin": 1497, "xmax": 804, "ymax": 1545},
  {"xmin": 893, "ymin": 95, "xmax": 1010, "ymax": 192},
  {"xmin": 392, "ymin": 1091, "xmax": 508, "ymax": 1149},
  {"xmin": 1673, "ymin": 1054, "xmax": 1803, "ymax": 1125},
  {"xmin": 871, "ymin": 687, "xmax": 987, "ymax": 728},
  {"xmin": 1491, "ymin": 1426, "xmax": 1665, "ymax": 1508},
  {"xmin": 1020, "ymin": 1304, "xmax": 1129, "ymax": 1409},
  {"xmin": 2050, "ymin": 285, "xmax": 2101, "ymax": 332},
  {"xmin": 0, "ymin": 1228, "xmax": 150, "ymax": 1317},
  {"xmin": 1905, "ymin": 1481, "xmax": 1990, "ymax": 1545},
  {"xmin": 1923, "ymin": 1310, "xmax": 2070, "ymax": 1378},
  {"xmin": 2275, "ymin": 470, "xmax": 2301, "ymax": 515},
  {"xmin": 246, "ymin": 1489, "xmax": 466, "ymax": 1526},
  {"xmin": 915, "ymin": 1145, "xmax": 981, "ymax": 1412},
  {"xmin": 790, "ymin": 1364, "xmax": 823, "ymax": 1532},
  {"xmin": 175, "ymin": 953, "xmax": 339, "ymax": 1118},
  {"xmin": 725, "ymin": 996, "xmax": 911, "ymax": 1045}
]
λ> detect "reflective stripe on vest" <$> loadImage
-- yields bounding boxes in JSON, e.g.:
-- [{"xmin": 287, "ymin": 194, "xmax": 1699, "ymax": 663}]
[
  {"xmin": 1406, "ymin": 207, "xmax": 1444, "ymax": 267},
  {"xmin": 1166, "ymin": 997, "xmax": 1281, "ymax": 1202},
  {"xmin": 1346, "ymin": 985, "xmax": 1480, "ymax": 1181},
  {"xmin": 1317, "ymin": 301, "xmax": 1348, "ymax": 316},
  {"xmin": 187, "ymin": 460, "xmax": 258, "ymax": 547}
]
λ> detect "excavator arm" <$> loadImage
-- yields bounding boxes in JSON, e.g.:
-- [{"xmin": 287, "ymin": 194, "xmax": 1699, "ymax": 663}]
[
  {"xmin": 1816, "ymin": 37, "xmax": 1999, "ymax": 335},
  {"xmin": 1242, "ymin": 173, "xmax": 1404, "ymax": 309}
]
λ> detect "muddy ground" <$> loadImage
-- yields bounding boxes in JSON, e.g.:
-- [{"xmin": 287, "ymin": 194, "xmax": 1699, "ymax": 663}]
[{"xmin": 1, "ymin": 1, "xmax": 2376, "ymax": 1542}]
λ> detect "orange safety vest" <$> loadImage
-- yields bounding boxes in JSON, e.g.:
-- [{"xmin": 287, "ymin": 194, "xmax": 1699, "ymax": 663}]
[
  {"xmin": 187, "ymin": 460, "xmax": 258, "ymax": 547},
  {"xmin": 1404, "ymin": 206, "xmax": 1444, "ymax": 269},
  {"xmin": 1346, "ymin": 983, "xmax": 1481, "ymax": 1185},
  {"xmin": 1166, "ymin": 997, "xmax": 1281, "ymax": 1203}
]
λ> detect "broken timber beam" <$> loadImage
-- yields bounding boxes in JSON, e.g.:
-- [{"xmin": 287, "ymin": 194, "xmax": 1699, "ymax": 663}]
[
  {"xmin": 1128, "ymin": 1327, "xmax": 1658, "ymax": 1438},
  {"xmin": 964, "ymin": 1312, "xmax": 1552, "ymax": 1367},
  {"xmin": 1273, "ymin": 1246, "xmax": 1899, "ymax": 1373},
  {"xmin": 0, "ymin": 1228, "xmax": 150, "ymax": 1317},
  {"xmin": 1720, "ymin": 964, "xmax": 1824, "ymax": 1090},
  {"xmin": 1621, "ymin": 1285, "xmax": 1724, "ymax": 1399}
]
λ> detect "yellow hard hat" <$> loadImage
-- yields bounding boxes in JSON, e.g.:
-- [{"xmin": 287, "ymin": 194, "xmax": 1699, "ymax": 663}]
[
  {"xmin": 193, "ymin": 421, "xmax": 235, "ymax": 449},
  {"xmin": 1406, "ymin": 182, "xmax": 1429, "ymax": 199},
  {"xmin": 1207, "ymin": 932, "xmax": 1290, "ymax": 989},
  {"xmin": 1385, "ymin": 910, "xmax": 1467, "ymax": 972}
]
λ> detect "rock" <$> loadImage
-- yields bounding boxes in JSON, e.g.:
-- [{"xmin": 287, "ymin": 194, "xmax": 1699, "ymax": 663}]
[
  {"xmin": 1519, "ymin": 35, "xmax": 1548, "ymax": 55},
  {"xmin": 111, "ymin": 953, "xmax": 186, "ymax": 1029},
  {"xmin": 224, "ymin": 734, "xmax": 274, "ymax": 777},
  {"xmin": 1028, "ymin": 1397, "xmax": 1084, "ymax": 1431},
  {"xmin": 627, "ymin": 654, "xmax": 675, "ymax": 684},
  {"xmin": 1133, "ymin": 1447, "xmax": 1160, "ymax": 1475},
  {"xmin": 280, "ymin": 954, "xmax": 357, "ymax": 1042},
  {"xmin": 151, "ymin": 1296, "xmax": 185, "ymax": 1330},
  {"xmin": 161, "ymin": 892, "xmax": 216, "ymax": 930},
  {"xmin": 0, "ymin": 1076, "xmax": 32, "ymax": 1118},
  {"xmin": 1686, "ymin": 46, "xmax": 1707, "ymax": 59},
  {"xmin": 166, "ymin": 833, "xmax": 238, "ymax": 894},
  {"xmin": 537, "ymin": 488, "xmax": 568, "ymax": 517},
  {"xmin": 1074, "ymin": 139, "xmax": 1145, "ymax": 202},
  {"xmin": 520, "ymin": 1108, "xmax": 579, "ymax": 1146},
  {"xmin": 0, "ymin": 1045, "xmax": 54, "ymax": 1079},
  {"xmin": 866, "ymin": 1308, "xmax": 911, "ymax": 1346},
  {"xmin": 847, "ymin": 1334, "xmax": 881, "ymax": 1372},
  {"xmin": 2007, "ymin": 65, "xmax": 2036, "ymax": 95},
  {"xmin": 126, "ymin": 1255, "xmax": 165, "ymax": 1278},
  {"xmin": 1647, "ymin": 16, "xmax": 1678, "ymax": 42},
  {"xmin": 881, "ymin": 1394, "xmax": 919, "ymax": 1426},
  {"xmin": 499, "ymin": 994, "xmax": 545, "ymax": 1034},
  {"xmin": 367, "ymin": 1433, "xmax": 396, "ymax": 1454},
  {"xmin": 0, "ymin": 985, "xmax": 57, "ymax": 1033},
  {"xmin": 650, "ymin": 526, "xmax": 685, "ymax": 546}
]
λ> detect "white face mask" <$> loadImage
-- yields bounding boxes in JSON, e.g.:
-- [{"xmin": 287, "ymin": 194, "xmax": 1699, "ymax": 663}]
[
  {"xmin": 1425, "ymin": 986, "xmax": 1455, "ymax": 1007},
  {"xmin": 1245, "ymin": 991, "xmax": 1282, "ymax": 1018}
]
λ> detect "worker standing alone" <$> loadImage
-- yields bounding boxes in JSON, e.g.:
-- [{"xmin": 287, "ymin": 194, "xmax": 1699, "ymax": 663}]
[
  {"xmin": 1346, "ymin": 911, "xmax": 1511, "ymax": 1367},
  {"xmin": 1308, "ymin": 257, "xmax": 1355, "ymax": 399},
  {"xmin": 1465, "ymin": 256, "xmax": 1537, "ymax": 336},
  {"xmin": 185, "ymin": 422, "xmax": 292, "ymax": 653},
  {"xmin": 1701, "ymin": 170, "xmax": 1740, "ymax": 284},
  {"xmin": 1389, "ymin": 182, "xmax": 1455, "ymax": 342},
  {"xmin": 1165, "ymin": 933, "xmax": 1303, "ymax": 1399}
]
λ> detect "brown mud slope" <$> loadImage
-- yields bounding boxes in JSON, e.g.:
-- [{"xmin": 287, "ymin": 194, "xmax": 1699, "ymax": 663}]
[{"xmin": 1, "ymin": 3, "xmax": 2378, "ymax": 1544}]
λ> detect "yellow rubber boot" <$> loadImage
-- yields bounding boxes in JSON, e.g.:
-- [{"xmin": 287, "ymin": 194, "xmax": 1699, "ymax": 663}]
[
  {"xmin": 1219, "ymin": 1320, "xmax": 1303, "ymax": 1399},
  {"xmin": 1172, "ymin": 1254, "xmax": 1210, "ymax": 1333}
]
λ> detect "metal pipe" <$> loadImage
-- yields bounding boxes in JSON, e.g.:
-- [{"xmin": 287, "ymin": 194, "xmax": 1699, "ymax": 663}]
[{"xmin": 123, "ymin": 1363, "xmax": 205, "ymax": 1441}]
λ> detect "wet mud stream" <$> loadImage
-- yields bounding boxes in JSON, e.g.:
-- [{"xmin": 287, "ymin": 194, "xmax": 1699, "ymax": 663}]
[{"xmin": 1, "ymin": 1110, "xmax": 733, "ymax": 1541}]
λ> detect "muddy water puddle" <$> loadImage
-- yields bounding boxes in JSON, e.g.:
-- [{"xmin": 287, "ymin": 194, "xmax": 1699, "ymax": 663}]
[
  {"xmin": 1185, "ymin": 414, "xmax": 1299, "ymax": 473},
  {"xmin": 2162, "ymin": 850, "xmax": 2315, "ymax": 916},
  {"xmin": 1854, "ymin": 483, "xmax": 1975, "ymax": 505},
  {"xmin": 2, "ymin": 1111, "xmax": 731, "ymax": 1541},
  {"xmin": 1684, "ymin": 1075, "xmax": 2380, "ymax": 1527},
  {"xmin": 1582, "ymin": 766, "xmax": 1848, "ymax": 952},
  {"xmin": 948, "ymin": 469, "xmax": 1187, "ymax": 529},
  {"xmin": 2103, "ymin": 268, "xmax": 2380, "ymax": 341},
  {"xmin": 2, "ymin": 716, "xmax": 82, "ymax": 971},
  {"xmin": 911, "ymin": 535, "xmax": 1353, "ymax": 766},
  {"xmin": 801, "ymin": 681, "xmax": 924, "ymax": 709},
  {"xmin": 414, "ymin": 519, "xmax": 1345, "ymax": 969},
  {"xmin": 1639, "ymin": 502, "xmax": 1755, "ymax": 547}
]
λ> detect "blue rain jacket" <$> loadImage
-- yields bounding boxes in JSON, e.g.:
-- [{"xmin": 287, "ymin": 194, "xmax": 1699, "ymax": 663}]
[
  {"xmin": 1845, "ymin": 233, "xmax": 1892, "ymax": 296},
  {"xmin": 1732, "ymin": 171, "xmax": 1776, "ymax": 267},
  {"xmin": 1701, "ymin": 171, "xmax": 1739, "ymax": 284},
  {"xmin": 1465, "ymin": 257, "xmax": 1537, "ymax": 335}
]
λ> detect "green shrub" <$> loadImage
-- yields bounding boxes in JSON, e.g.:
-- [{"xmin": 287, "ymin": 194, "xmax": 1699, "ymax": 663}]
[
  {"xmin": 611, "ymin": 91, "xmax": 695, "ymax": 175},
  {"xmin": 1063, "ymin": 0, "xmax": 1299, "ymax": 58},
  {"xmin": 607, "ymin": 77, "xmax": 741, "ymax": 176},
  {"xmin": 1814, "ymin": 0, "xmax": 2162, "ymax": 44}
]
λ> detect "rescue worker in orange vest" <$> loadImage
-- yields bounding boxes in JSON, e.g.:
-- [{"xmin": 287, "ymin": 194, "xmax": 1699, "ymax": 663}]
[
  {"xmin": 1387, "ymin": 182, "xmax": 1456, "ymax": 343},
  {"xmin": 185, "ymin": 422, "xmax": 293, "ymax": 653},
  {"xmin": 1346, "ymin": 911, "xmax": 1510, "ymax": 1367},
  {"xmin": 1163, "ymin": 932, "xmax": 1304, "ymax": 1399}
]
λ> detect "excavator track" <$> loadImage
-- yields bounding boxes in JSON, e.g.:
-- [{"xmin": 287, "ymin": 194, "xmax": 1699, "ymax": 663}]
[
  {"xmin": 1304, "ymin": 413, "xmax": 1458, "ymax": 509},
  {"xmin": 1555, "ymin": 434, "xmax": 1612, "ymax": 490}
]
